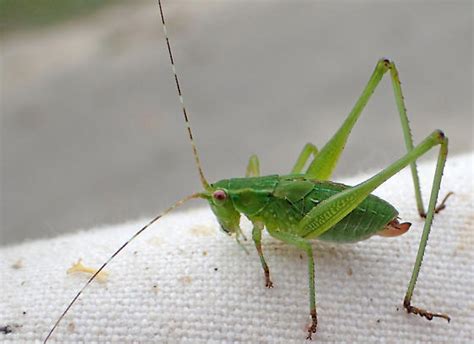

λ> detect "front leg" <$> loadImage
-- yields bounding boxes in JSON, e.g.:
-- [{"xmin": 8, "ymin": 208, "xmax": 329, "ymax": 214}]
[
  {"xmin": 266, "ymin": 228, "xmax": 318, "ymax": 340},
  {"xmin": 247, "ymin": 157, "xmax": 273, "ymax": 287},
  {"xmin": 252, "ymin": 222, "xmax": 273, "ymax": 288}
]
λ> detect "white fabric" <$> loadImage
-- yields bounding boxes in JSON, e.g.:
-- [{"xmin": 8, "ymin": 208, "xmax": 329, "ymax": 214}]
[{"xmin": 1, "ymin": 152, "xmax": 473, "ymax": 343}]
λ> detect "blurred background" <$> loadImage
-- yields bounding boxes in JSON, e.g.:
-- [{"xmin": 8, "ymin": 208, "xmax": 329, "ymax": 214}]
[{"xmin": 1, "ymin": 0, "xmax": 472, "ymax": 245}]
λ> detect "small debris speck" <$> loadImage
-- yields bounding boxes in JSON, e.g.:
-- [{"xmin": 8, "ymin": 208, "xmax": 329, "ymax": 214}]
[
  {"xmin": 190, "ymin": 225, "xmax": 215, "ymax": 237},
  {"xmin": 202, "ymin": 251, "xmax": 208, "ymax": 256},
  {"xmin": 22, "ymin": 311, "xmax": 26, "ymax": 315},
  {"xmin": 376, "ymin": 319, "xmax": 381, "ymax": 324},
  {"xmin": 0, "ymin": 325, "xmax": 12, "ymax": 334},
  {"xmin": 147, "ymin": 236, "xmax": 162, "ymax": 246},
  {"xmin": 214, "ymin": 267, "xmax": 218, "ymax": 271},
  {"xmin": 11, "ymin": 259, "xmax": 23, "ymax": 269},
  {"xmin": 346, "ymin": 267, "xmax": 353, "ymax": 276},
  {"xmin": 67, "ymin": 259, "xmax": 109, "ymax": 283},
  {"xmin": 0, "ymin": 324, "xmax": 21, "ymax": 334},
  {"xmin": 67, "ymin": 322, "xmax": 75, "ymax": 333},
  {"xmin": 178, "ymin": 276, "xmax": 192, "ymax": 285}
]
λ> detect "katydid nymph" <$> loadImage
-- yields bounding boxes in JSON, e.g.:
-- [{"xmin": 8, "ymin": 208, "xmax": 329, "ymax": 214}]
[{"xmin": 44, "ymin": 1, "xmax": 453, "ymax": 341}]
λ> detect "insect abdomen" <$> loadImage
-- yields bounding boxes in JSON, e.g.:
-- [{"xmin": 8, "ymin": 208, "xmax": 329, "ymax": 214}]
[{"xmin": 304, "ymin": 182, "xmax": 398, "ymax": 243}]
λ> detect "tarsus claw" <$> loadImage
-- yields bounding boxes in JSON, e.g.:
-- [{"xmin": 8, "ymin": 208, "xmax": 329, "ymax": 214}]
[
  {"xmin": 306, "ymin": 311, "xmax": 318, "ymax": 340},
  {"xmin": 420, "ymin": 191, "xmax": 454, "ymax": 218},
  {"xmin": 404, "ymin": 299, "xmax": 451, "ymax": 322}
]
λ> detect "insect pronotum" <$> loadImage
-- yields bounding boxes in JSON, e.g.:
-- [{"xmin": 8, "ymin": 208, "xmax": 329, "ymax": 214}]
[{"xmin": 44, "ymin": 1, "xmax": 453, "ymax": 341}]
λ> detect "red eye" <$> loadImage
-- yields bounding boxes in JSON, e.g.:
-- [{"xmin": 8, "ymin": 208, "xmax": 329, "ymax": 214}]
[{"xmin": 213, "ymin": 190, "xmax": 227, "ymax": 201}]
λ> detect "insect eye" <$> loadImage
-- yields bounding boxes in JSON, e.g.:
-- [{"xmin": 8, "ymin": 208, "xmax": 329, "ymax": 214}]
[{"xmin": 213, "ymin": 190, "xmax": 227, "ymax": 202}]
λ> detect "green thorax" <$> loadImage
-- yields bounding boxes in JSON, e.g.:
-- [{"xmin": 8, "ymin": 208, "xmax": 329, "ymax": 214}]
[{"xmin": 212, "ymin": 174, "xmax": 399, "ymax": 243}]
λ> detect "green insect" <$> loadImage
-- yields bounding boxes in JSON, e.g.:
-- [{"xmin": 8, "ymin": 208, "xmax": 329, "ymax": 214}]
[{"xmin": 44, "ymin": 1, "xmax": 453, "ymax": 341}]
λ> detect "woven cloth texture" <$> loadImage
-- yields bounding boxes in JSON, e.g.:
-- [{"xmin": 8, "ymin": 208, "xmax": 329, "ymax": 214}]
[{"xmin": 1, "ymin": 152, "xmax": 473, "ymax": 343}]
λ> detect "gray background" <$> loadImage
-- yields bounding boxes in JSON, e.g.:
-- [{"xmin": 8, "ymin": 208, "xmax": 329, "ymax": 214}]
[{"xmin": 1, "ymin": 0, "xmax": 472, "ymax": 245}]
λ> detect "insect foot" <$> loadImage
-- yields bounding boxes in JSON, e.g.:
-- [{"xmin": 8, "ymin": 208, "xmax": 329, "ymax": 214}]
[
  {"xmin": 306, "ymin": 310, "xmax": 318, "ymax": 340},
  {"xmin": 419, "ymin": 192, "xmax": 454, "ymax": 218},
  {"xmin": 264, "ymin": 271, "xmax": 273, "ymax": 288},
  {"xmin": 403, "ymin": 297, "xmax": 451, "ymax": 322}
]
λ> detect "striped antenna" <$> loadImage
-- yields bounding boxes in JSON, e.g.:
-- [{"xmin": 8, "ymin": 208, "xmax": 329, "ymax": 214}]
[
  {"xmin": 158, "ymin": 0, "xmax": 211, "ymax": 191},
  {"xmin": 44, "ymin": 3, "xmax": 210, "ymax": 342},
  {"xmin": 43, "ymin": 192, "xmax": 203, "ymax": 343}
]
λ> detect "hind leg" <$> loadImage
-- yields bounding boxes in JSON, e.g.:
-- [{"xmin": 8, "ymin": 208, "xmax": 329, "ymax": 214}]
[{"xmin": 304, "ymin": 59, "xmax": 452, "ymax": 216}]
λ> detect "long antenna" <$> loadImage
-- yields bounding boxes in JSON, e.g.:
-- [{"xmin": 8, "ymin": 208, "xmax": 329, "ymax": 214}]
[
  {"xmin": 158, "ymin": 0, "xmax": 210, "ymax": 190},
  {"xmin": 43, "ymin": 192, "xmax": 202, "ymax": 343}
]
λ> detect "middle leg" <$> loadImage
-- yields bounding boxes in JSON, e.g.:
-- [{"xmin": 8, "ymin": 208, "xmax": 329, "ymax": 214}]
[{"xmin": 291, "ymin": 143, "xmax": 319, "ymax": 174}]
